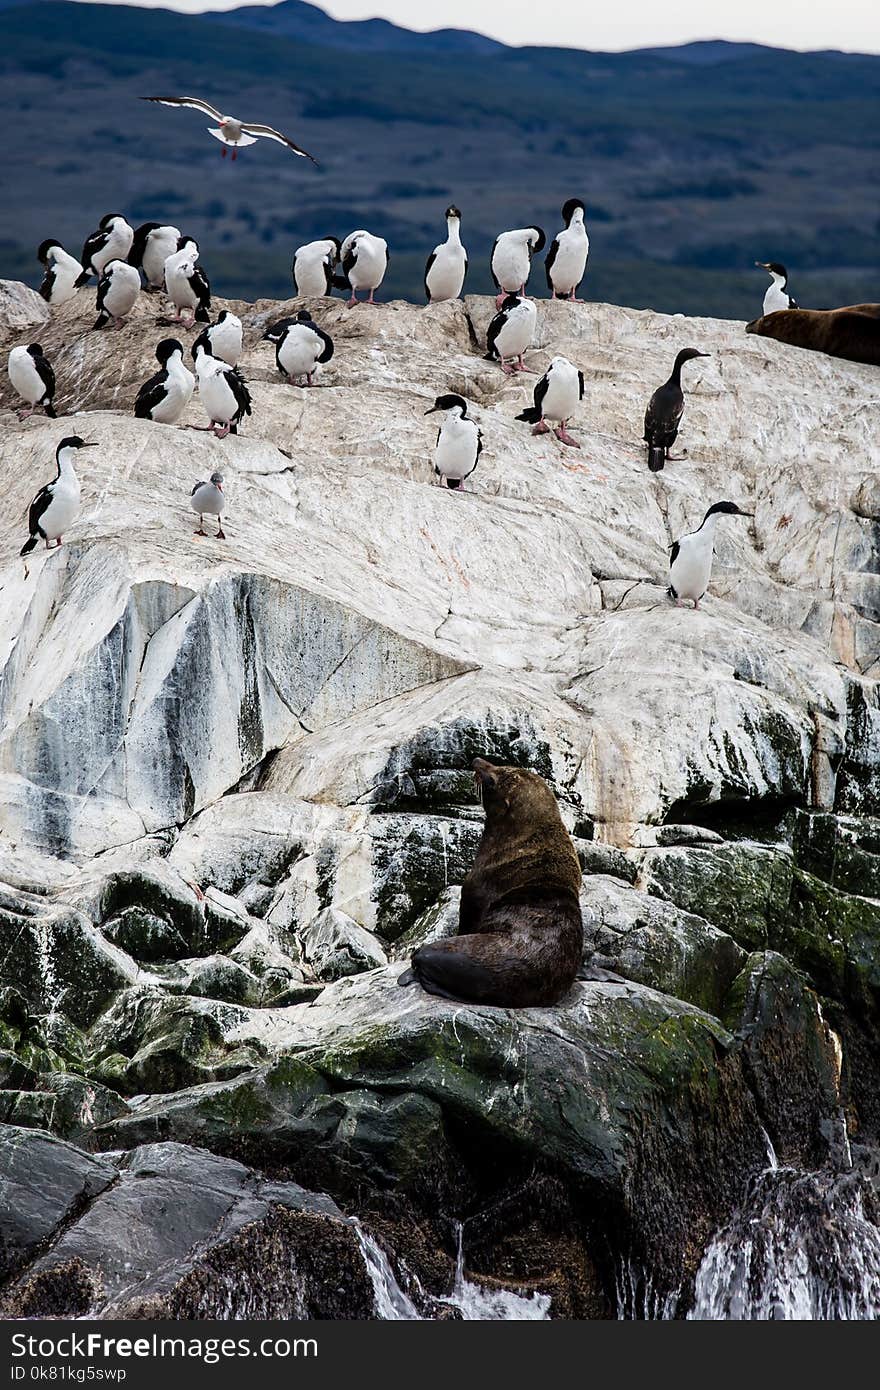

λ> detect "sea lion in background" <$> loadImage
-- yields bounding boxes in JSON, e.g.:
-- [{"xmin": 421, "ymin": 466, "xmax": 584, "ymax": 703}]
[
  {"xmin": 746, "ymin": 305, "xmax": 880, "ymax": 367},
  {"xmin": 401, "ymin": 758, "xmax": 583, "ymax": 1007}
]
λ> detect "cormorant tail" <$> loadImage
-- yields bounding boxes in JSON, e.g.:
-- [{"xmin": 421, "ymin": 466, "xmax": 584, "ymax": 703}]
[
  {"xmin": 20, "ymin": 535, "xmax": 37, "ymax": 557},
  {"xmin": 648, "ymin": 445, "xmax": 665, "ymax": 472},
  {"xmin": 516, "ymin": 406, "xmax": 542, "ymax": 423}
]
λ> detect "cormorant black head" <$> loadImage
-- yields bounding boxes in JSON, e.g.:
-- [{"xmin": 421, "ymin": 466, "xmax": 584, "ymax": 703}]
[
  {"xmin": 445, "ymin": 205, "xmax": 462, "ymax": 220},
  {"xmin": 561, "ymin": 198, "xmax": 585, "ymax": 224},
  {"xmin": 703, "ymin": 501, "xmax": 753, "ymax": 522},
  {"xmin": 262, "ymin": 317, "xmax": 295, "ymax": 342},
  {"xmin": 500, "ymin": 293, "xmax": 522, "ymax": 312},
  {"xmin": 528, "ymin": 227, "xmax": 546, "ymax": 253},
  {"xmin": 756, "ymin": 261, "xmax": 788, "ymax": 279},
  {"xmin": 156, "ymin": 338, "xmax": 183, "ymax": 365},
  {"xmin": 425, "ymin": 393, "xmax": 468, "ymax": 416},
  {"xmin": 36, "ymin": 240, "xmax": 62, "ymax": 264},
  {"xmin": 674, "ymin": 348, "xmax": 710, "ymax": 369},
  {"xmin": 57, "ymin": 436, "xmax": 96, "ymax": 453},
  {"xmin": 295, "ymin": 309, "xmax": 314, "ymax": 323},
  {"xmin": 27, "ymin": 344, "xmax": 46, "ymax": 359},
  {"xmin": 99, "ymin": 213, "xmax": 126, "ymax": 228},
  {"xmin": 216, "ymin": 310, "xmax": 230, "ymax": 322},
  {"xmin": 176, "ymin": 235, "xmax": 198, "ymax": 253}
]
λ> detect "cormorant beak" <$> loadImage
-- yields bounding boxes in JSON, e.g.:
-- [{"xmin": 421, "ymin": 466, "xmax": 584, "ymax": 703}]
[
  {"xmin": 79, "ymin": 443, "xmax": 99, "ymax": 449},
  {"xmin": 424, "ymin": 406, "xmax": 439, "ymax": 415},
  {"xmin": 755, "ymin": 262, "xmax": 770, "ymax": 270},
  {"xmin": 696, "ymin": 352, "xmax": 711, "ymax": 358}
]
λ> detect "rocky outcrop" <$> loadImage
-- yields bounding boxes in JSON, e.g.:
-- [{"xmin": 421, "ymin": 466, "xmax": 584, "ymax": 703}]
[{"xmin": 1, "ymin": 282, "xmax": 879, "ymax": 1317}]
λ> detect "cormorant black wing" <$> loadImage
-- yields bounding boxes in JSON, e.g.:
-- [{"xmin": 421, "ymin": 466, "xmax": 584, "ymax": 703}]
[
  {"xmin": 134, "ymin": 368, "xmax": 169, "ymax": 418},
  {"xmin": 545, "ymin": 237, "xmax": 560, "ymax": 289},
  {"xmin": 423, "ymin": 249, "xmax": 436, "ymax": 302}
]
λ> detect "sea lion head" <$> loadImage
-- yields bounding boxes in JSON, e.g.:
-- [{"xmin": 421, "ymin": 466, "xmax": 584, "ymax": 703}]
[{"xmin": 472, "ymin": 757, "xmax": 559, "ymax": 822}]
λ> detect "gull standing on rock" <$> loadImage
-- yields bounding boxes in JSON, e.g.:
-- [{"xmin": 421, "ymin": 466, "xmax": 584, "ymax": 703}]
[
  {"xmin": 134, "ymin": 339, "xmax": 194, "ymax": 425},
  {"xmin": 192, "ymin": 310, "xmax": 242, "ymax": 367},
  {"xmin": 93, "ymin": 259, "xmax": 141, "ymax": 330},
  {"xmin": 164, "ymin": 237, "xmax": 211, "ymax": 327},
  {"xmin": 644, "ymin": 348, "xmax": 709, "ymax": 472},
  {"xmin": 37, "ymin": 241, "xmax": 83, "ymax": 306},
  {"xmin": 756, "ymin": 261, "xmax": 798, "ymax": 315},
  {"xmin": 668, "ymin": 502, "xmax": 753, "ymax": 610},
  {"xmin": 20, "ymin": 436, "xmax": 94, "ymax": 555},
  {"xmin": 264, "ymin": 309, "xmax": 333, "ymax": 386},
  {"xmin": 194, "ymin": 343, "xmax": 251, "ymax": 437},
  {"xmin": 516, "ymin": 356, "xmax": 585, "ymax": 448},
  {"xmin": 424, "ymin": 206, "xmax": 467, "ymax": 303},
  {"xmin": 128, "ymin": 223, "xmax": 182, "ymax": 292},
  {"xmin": 485, "ymin": 294, "xmax": 537, "ymax": 374},
  {"xmin": 76, "ymin": 214, "xmax": 134, "ymax": 284},
  {"xmin": 490, "ymin": 226, "xmax": 545, "ymax": 308},
  {"xmin": 339, "ymin": 231, "xmax": 389, "ymax": 307},
  {"xmin": 425, "ymin": 393, "xmax": 482, "ymax": 490},
  {"xmin": 190, "ymin": 472, "xmax": 226, "ymax": 539},
  {"xmin": 8, "ymin": 344, "xmax": 56, "ymax": 419},
  {"xmin": 141, "ymin": 97, "xmax": 318, "ymax": 164},
  {"xmin": 293, "ymin": 238, "xmax": 341, "ymax": 297},
  {"xmin": 545, "ymin": 199, "xmax": 589, "ymax": 300}
]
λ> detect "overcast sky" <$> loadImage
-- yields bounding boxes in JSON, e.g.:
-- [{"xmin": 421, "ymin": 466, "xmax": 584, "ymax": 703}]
[{"xmin": 108, "ymin": 0, "xmax": 880, "ymax": 53}]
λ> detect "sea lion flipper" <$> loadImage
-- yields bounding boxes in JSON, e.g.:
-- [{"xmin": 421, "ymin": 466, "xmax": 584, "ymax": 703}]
[
  {"xmin": 411, "ymin": 939, "xmax": 500, "ymax": 1004},
  {"xmin": 397, "ymin": 967, "xmax": 417, "ymax": 988}
]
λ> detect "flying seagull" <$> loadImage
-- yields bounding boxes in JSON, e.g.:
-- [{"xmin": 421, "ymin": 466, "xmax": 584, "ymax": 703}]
[{"xmin": 141, "ymin": 97, "xmax": 318, "ymax": 164}]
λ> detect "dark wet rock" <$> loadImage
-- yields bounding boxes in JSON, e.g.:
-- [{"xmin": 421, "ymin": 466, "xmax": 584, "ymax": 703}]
[
  {"xmin": 654, "ymin": 824, "xmax": 725, "ymax": 847},
  {"xmin": 574, "ymin": 838, "xmax": 638, "ymax": 882},
  {"xmin": 581, "ymin": 875, "xmax": 745, "ymax": 1016},
  {"xmin": 300, "ymin": 907, "xmax": 388, "ymax": 980},
  {"xmin": 0, "ymin": 902, "xmax": 139, "ymax": 1028},
  {"xmin": 370, "ymin": 814, "xmax": 481, "ymax": 940},
  {"xmin": 390, "ymin": 886, "xmax": 461, "ymax": 961},
  {"xmin": 103, "ymin": 905, "xmax": 191, "ymax": 962},
  {"xmin": 638, "ymin": 842, "xmax": 794, "ymax": 947},
  {"xmin": 725, "ymin": 951, "xmax": 844, "ymax": 1167},
  {"xmin": 792, "ymin": 809, "xmax": 880, "ymax": 900},
  {"xmin": 159, "ymin": 954, "xmax": 264, "ymax": 1006},
  {"xmin": 95, "ymin": 967, "xmax": 767, "ymax": 1293},
  {"xmin": 0, "ymin": 1140, "xmax": 373, "ymax": 1320},
  {"xmin": 0, "ymin": 1127, "xmax": 116, "ymax": 1282},
  {"xmin": 86, "ymin": 989, "xmax": 265, "ymax": 1095}
]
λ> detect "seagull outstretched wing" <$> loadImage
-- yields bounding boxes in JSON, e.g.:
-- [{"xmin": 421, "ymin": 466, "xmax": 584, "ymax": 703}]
[
  {"xmin": 239, "ymin": 123, "xmax": 318, "ymax": 165},
  {"xmin": 142, "ymin": 96, "xmax": 225, "ymax": 121}
]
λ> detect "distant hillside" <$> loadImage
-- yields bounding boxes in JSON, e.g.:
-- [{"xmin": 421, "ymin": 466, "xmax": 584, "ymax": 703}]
[
  {"xmin": 0, "ymin": 1, "xmax": 876, "ymax": 315},
  {"xmin": 210, "ymin": 0, "xmax": 504, "ymax": 54}
]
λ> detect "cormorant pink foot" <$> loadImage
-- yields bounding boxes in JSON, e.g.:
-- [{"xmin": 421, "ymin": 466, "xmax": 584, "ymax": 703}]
[
  {"xmin": 555, "ymin": 425, "xmax": 581, "ymax": 448},
  {"xmin": 531, "ymin": 420, "xmax": 551, "ymax": 435}
]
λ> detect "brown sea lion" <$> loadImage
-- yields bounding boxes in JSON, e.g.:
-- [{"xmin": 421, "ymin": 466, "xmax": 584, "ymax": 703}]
[
  {"xmin": 401, "ymin": 757, "xmax": 583, "ymax": 1007},
  {"xmin": 746, "ymin": 305, "xmax": 880, "ymax": 367}
]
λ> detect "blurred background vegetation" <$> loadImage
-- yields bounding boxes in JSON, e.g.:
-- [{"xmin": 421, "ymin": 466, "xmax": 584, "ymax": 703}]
[{"xmin": 0, "ymin": 0, "xmax": 877, "ymax": 317}]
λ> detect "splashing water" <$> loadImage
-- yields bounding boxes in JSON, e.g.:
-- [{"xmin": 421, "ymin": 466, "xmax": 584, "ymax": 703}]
[
  {"xmin": 439, "ymin": 1224, "xmax": 551, "ymax": 1321},
  {"xmin": 614, "ymin": 1259, "xmax": 680, "ymax": 1320},
  {"xmin": 354, "ymin": 1222, "xmax": 551, "ymax": 1320},
  {"xmin": 354, "ymin": 1224, "xmax": 422, "ymax": 1320},
  {"xmin": 689, "ymin": 1168, "xmax": 880, "ymax": 1320}
]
